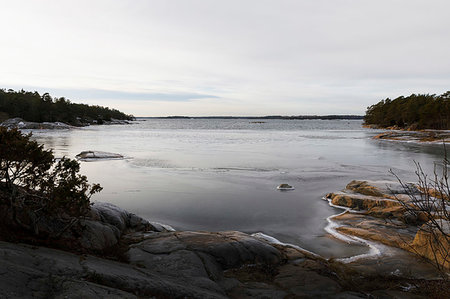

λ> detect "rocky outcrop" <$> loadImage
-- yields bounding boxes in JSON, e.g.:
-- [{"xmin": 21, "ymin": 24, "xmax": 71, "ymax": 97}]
[
  {"xmin": 332, "ymin": 212, "xmax": 417, "ymax": 249},
  {"xmin": 0, "ymin": 117, "xmax": 131, "ymax": 130},
  {"xmin": 3, "ymin": 229, "xmax": 438, "ymax": 298},
  {"xmin": 76, "ymin": 151, "xmax": 124, "ymax": 161},
  {"xmin": 373, "ymin": 130, "xmax": 450, "ymax": 143},
  {"xmin": 0, "ymin": 117, "xmax": 72, "ymax": 130},
  {"xmin": 104, "ymin": 118, "xmax": 130, "ymax": 125},
  {"xmin": 326, "ymin": 180, "xmax": 450, "ymax": 270},
  {"xmin": 0, "ymin": 200, "xmax": 168, "ymax": 255},
  {"xmin": 326, "ymin": 180, "xmax": 426, "ymax": 221},
  {"xmin": 0, "ymin": 230, "xmax": 350, "ymax": 298},
  {"xmin": 1, "ymin": 199, "xmax": 447, "ymax": 298},
  {"xmin": 75, "ymin": 202, "xmax": 162, "ymax": 252}
]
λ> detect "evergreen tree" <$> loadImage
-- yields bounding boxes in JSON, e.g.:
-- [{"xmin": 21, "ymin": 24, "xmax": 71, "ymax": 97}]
[{"xmin": 364, "ymin": 92, "xmax": 450, "ymax": 130}]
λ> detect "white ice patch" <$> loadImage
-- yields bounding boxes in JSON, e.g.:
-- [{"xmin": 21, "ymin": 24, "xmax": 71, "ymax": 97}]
[
  {"xmin": 338, "ymin": 237, "xmax": 382, "ymax": 263},
  {"xmin": 150, "ymin": 221, "xmax": 176, "ymax": 232},
  {"xmin": 251, "ymin": 232, "xmax": 285, "ymax": 245},
  {"xmin": 251, "ymin": 232, "xmax": 320, "ymax": 258},
  {"xmin": 323, "ymin": 197, "xmax": 384, "ymax": 263}
]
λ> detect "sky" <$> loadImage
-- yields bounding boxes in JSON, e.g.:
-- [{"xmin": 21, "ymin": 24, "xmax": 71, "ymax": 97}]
[{"xmin": 1, "ymin": 0, "xmax": 449, "ymax": 116}]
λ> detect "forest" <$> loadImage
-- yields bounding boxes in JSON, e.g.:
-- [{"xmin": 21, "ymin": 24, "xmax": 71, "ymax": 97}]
[
  {"xmin": 364, "ymin": 91, "xmax": 450, "ymax": 130},
  {"xmin": 0, "ymin": 89, "xmax": 134, "ymax": 126}
]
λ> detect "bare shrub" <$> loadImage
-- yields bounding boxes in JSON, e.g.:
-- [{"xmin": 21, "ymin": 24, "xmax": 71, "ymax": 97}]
[{"xmin": 390, "ymin": 149, "xmax": 449, "ymax": 275}]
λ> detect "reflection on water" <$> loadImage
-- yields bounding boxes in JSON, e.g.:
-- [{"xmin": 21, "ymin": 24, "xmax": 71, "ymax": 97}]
[{"xmin": 28, "ymin": 119, "xmax": 445, "ymax": 258}]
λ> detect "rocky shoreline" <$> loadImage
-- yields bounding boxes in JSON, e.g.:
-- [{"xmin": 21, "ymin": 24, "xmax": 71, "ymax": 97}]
[
  {"xmin": 0, "ymin": 117, "xmax": 131, "ymax": 130},
  {"xmin": 325, "ymin": 180, "xmax": 449, "ymax": 271},
  {"xmin": 0, "ymin": 201, "xmax": 346, "ymax": 298},
  {"xmin": 1, "ymin": 190, "xmax": 449, "ymax": 298},
  {"xmin": 366, "ymin": 127, "xmax": 450, "ymax": 143}
]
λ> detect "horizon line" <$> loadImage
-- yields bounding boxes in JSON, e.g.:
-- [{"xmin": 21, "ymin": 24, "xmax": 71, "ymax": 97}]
[{"xmin": 134, "ymin": 115, "xmax": 364, "ymax": 119}]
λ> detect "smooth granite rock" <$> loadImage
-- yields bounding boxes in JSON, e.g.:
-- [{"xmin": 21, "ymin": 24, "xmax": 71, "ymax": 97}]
[
  {"xmin": 1, "ymin": 223, "xmax": 445, "ymax": 298},
  {"xmin": 1, "ymin": 196, "xmax": 446, "ymax": 298}
]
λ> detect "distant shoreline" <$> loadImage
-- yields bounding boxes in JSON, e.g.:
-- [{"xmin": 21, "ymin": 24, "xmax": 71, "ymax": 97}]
[{"xmin": 137, "ymin": 115, "xmax": 364, "ymax": 120}]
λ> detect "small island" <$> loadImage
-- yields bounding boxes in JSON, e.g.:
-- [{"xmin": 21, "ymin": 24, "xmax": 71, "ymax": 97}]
[
  {"xmin": 0, "ymin": 89, "xmax": 134, "ymax": 127},
  {"xmin": 364, "ymin": 92, "xmax": 450, "ymax": 130},
  {"xmin": 363, "ymin": 92, "xmax": 450, "ymax": 143}
]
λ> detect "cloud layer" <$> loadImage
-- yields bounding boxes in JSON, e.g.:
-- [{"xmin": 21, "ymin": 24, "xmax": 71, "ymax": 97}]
[{"xmin": 1, "ymin": 0, "xmax": 449, "ymax": 116}]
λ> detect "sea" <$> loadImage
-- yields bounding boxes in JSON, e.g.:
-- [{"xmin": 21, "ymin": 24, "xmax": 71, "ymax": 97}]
[{"xmin": 28, "ymin": 118, "xmax": 446, "ymax": 259}]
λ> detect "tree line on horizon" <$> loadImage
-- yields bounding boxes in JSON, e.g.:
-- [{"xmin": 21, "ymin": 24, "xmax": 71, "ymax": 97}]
[
  {"xmin": 0, "ymin": 89, "xmax": 134, "ymax": 126},
  {"xmin": 157, "ymin": 115, "xmax": 363, "ymax": 120},
  {"xmin": 364, "ymin": 91, "xmax": 450, "ymax": 130}
]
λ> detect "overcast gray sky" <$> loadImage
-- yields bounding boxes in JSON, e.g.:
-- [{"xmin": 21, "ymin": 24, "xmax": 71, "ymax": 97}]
[{"xmin": 1, "ymin": 0, "xmax": 449, "ymax": 116}]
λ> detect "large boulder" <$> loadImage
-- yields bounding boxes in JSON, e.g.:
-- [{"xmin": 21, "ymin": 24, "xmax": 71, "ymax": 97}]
[
  {"xmin": 75, "ymin": 202, "xmax": 165, "ymax": 252},
  {"xmin": 90, "ymin": 202, "xmax": 153, "ymax": 233},
  {"xmin": 412, "ymin": 220, "xmax": 450, "ymax": 269}
]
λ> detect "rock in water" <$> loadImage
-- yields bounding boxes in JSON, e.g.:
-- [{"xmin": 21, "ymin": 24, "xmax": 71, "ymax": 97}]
[
  {"xmin": 277, "ymin": 183, "xmax": 294, "ymax": 190},
  {"xmin": 76, "ymin": 151, "xmax": 124, "ymax": 161}
]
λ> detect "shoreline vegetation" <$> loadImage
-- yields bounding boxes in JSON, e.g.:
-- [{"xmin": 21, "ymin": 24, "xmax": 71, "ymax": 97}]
[
  {"xmin": 364, "ymin": 91, "xmax": 450, "ymax": 130},
  {"xmin": 0, "ymin": 89, "xmax": 134, "ymax": 127}
]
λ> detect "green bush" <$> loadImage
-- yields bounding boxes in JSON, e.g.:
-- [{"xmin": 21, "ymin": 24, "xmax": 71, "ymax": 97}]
[{"xmin": 0, "ymin": 127, "xmax": 102, "ymax": 218}]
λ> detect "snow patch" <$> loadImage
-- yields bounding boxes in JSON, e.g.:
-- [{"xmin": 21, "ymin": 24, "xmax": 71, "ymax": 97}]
[
  {"xmin": 150, "ymin": 221, "xmax": 176, "ymax": 232},
  {"xmin": 251, "ymin": 232, "xmax": 320, "ymax": 258}
]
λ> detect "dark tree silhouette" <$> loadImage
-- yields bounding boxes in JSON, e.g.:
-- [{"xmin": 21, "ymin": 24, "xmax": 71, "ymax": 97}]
[
  {"xmin": 365, "ymin": 92, "xmax": 450, "ymax": 130},
  {"xmin": 0, "ymin": 128, "xmax": 102, "ymax": 235},
  {"xmin": 0, "ymin": 89, "xmax": 134, "ymax": 126}
]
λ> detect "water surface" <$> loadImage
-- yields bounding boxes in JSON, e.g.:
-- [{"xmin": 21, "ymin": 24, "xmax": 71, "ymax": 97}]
[{"xmin": 29, "ymin": 119, "xmax": 446, "ymax": 258}]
